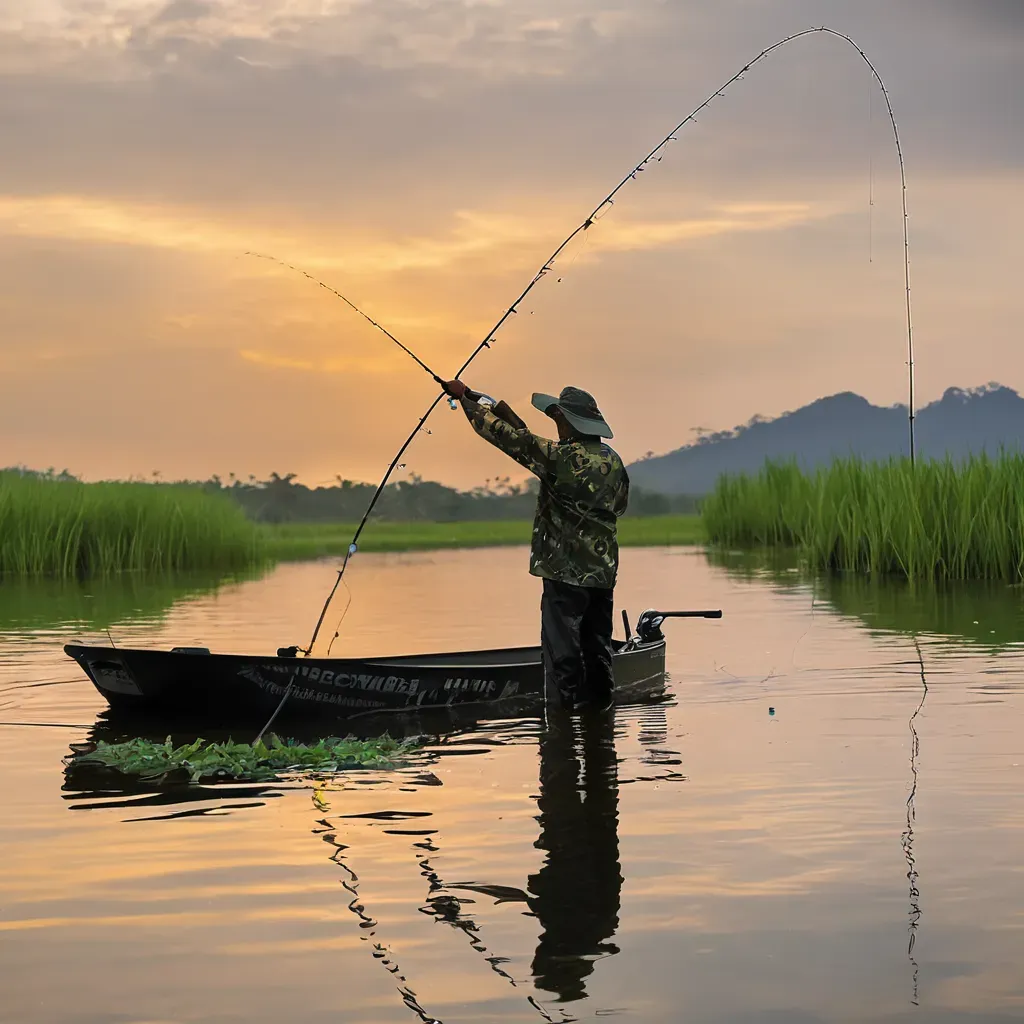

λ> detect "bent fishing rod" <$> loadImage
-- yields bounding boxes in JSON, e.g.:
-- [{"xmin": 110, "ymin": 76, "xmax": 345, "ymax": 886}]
[{"xmin": 263, "ymin": 24, "xmax": 916, "ymax": 662}]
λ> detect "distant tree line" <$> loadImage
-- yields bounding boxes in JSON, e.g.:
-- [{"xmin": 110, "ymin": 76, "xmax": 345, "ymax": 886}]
[
  {"xmin": 198, "ymin": 472, "xmax": 699, "ymax": 523},
  {"xmin": 4, "ymin": 466, "xmax": 699, "ymax": 523}
]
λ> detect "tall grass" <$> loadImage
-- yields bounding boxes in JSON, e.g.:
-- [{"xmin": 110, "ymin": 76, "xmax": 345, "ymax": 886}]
[
  {"xmin": 702, "ymin": 455, "xmax": 1024, "ymax": 581},
  {"xmin": 0, "ymin": 472, "xmax": 263, "ymax": 577}
]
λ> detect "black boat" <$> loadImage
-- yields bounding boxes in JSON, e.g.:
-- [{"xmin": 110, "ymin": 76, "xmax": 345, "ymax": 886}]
[{"xmin": 63, "ymin": 609, "xmax": 720, "ymax": 726}]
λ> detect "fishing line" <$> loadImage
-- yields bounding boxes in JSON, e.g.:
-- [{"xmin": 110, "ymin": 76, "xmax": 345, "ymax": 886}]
[
  {"xmin": 246, "ymin": 251, "xmax": 446, "ymax": 385},
  {"xmin": 282, "ymin": 25, "xmax": 917, "ymax": 662},
  {"xmin": 253, "ymin": 670, "xmax": 299, "ymax": 744},
  {"xmin": 325, "ymin": 578, "xmax": 353, "ymax": 658},
  {"xmin": 868, "ymin": 76, "xmax": 875, "ymax": 264},
  {"xmin": 790, "ymin": 575, "xmax": 820, "ymax": 670}
]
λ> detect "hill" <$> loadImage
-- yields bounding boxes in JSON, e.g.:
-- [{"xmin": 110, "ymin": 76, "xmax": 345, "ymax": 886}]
[{"xmin": 626, "ymin": 383, "xmax": 1024, "ymax": 495}]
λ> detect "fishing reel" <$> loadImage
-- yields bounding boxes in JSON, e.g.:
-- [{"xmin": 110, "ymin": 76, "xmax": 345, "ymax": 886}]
[{"xmin": 448, "ymin": 390, "xmax": 497, "ymax": 410}]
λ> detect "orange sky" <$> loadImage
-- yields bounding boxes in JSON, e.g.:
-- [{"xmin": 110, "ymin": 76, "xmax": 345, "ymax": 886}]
[{"xmin": 2, "ymin": 0, "xmax": 1023, "ymax": 490}]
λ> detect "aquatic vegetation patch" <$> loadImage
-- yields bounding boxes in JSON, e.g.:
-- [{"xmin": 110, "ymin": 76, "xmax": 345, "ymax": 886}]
[
  {"xmin": 68, "ymin": 734, "xmax": 418, "ymax": 782},
  {"xmin": 702, "ymin": 455, "xmax": 1024, "ymax": 581},
  {"xmin": 0, "ymin": 471, "xmax": 263, "ymax": 577}
]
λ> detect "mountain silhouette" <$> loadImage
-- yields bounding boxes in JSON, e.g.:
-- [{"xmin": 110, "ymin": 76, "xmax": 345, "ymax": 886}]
[{"xmin": 627, "ymin": 383, "xmax": 1024, "ymax": 495}]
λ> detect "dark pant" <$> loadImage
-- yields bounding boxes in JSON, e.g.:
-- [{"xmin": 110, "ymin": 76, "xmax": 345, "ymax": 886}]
[{"xmin": 541, "ymin": 578, "xmax": 615, "ymax": 709}]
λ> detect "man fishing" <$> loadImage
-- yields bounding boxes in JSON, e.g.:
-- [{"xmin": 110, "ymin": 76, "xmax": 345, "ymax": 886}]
[{"xmin": 441, "ymin": 379, "xmax": 629, "ymax": 712}]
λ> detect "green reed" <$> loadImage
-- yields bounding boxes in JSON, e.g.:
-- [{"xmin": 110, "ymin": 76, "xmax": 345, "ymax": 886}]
[
  {"xmin": 0, "ymin": 472, "xmax": 263, "ymax": 577},
  {"xmin": 701, "ymin": 454, "xmax": 1024, "ymax": 581}
]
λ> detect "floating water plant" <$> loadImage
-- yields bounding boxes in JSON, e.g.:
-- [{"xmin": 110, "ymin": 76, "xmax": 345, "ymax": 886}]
[{"xmin": 67, "ymin": 734, "xmax": 418, "ymax": 783}]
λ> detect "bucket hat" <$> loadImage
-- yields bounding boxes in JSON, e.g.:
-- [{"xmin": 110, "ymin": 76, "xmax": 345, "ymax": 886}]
[{"xmin": 531, "ymin": 386, "xmax": 613, "ymax": 438}]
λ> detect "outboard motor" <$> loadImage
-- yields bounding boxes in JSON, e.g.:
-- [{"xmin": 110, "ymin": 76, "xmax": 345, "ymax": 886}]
[{"xmin": 635, "ymin": 608, "xmax": 723, "ymax": 644}]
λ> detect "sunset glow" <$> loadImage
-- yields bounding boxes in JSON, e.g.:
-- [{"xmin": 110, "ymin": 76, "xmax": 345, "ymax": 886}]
[{"xmin": 2, "ymin": 1, "xmax": 1022, "ymax": 488}]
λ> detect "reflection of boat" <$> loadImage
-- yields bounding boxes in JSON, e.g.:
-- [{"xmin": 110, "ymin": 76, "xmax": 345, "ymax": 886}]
[
  {"xmin": 59, "ymin": 698, "xmax": 641, "ymax": 1020},
  {"xmin": 64, "ymin": 609, "xmax": 719, "ymax": 726}
]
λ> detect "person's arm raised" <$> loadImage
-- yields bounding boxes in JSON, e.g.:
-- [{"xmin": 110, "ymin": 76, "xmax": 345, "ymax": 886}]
[
  {"xmin": 441, "ymin": 380, "xmax": 555, "ymax": 480},
  {"xmin": 492, "ymin": 400, "xmax": 527, "ymax": 430}
]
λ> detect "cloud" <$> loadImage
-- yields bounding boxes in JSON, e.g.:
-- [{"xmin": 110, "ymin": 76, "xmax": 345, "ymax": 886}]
[
  {"xmin": 2, "ymin": 0, "xmax": 1023, "ymax": 485},
  {"xmin": 0, "ymin": 192, "xmax": 832, "ymax": 273},
  {"xmin": 931, "ymin": 0, "xmax": 1024, "ymax": 36},
  {"xmin": 152, "ymin": 0, "xmax": 213, "ymax": 25},
  {"xmin": 238, "ymin": 347, "xmax": 398, "ymax": 376},
  {"xmin": 588, "ymin": 201, "xmax": 830, "ymax": 254},
  {"xmin": 1, "ymin": 0, "xmax": 1021, "ymax": 208},
  {"xmin": 1, "ymin": 0, "xmax": 638, "ymax": 79}
]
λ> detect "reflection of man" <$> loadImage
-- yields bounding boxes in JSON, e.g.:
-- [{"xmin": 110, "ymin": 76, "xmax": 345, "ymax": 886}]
[
  {"xmin": 442, "ymin": 379, "xmax": 629, "ymax": 711},
  {"xmin": 527, "ymin": 711, "xmax": 622, "ymax": 1004}
]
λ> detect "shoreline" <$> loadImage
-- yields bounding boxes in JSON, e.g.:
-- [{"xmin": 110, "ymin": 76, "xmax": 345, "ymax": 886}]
[{"xmin": 261, "ymin": 514, "xmax": 705, "ymax": 561}]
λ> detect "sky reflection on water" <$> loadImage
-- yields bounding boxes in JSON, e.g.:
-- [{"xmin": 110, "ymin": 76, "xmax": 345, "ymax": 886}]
[{"xmin": 1, "ymin": 547, "xmax": 1023, "ymax": 1022}]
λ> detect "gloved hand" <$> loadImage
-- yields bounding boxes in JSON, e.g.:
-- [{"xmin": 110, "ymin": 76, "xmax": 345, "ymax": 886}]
[{"xmin": 442, "ymin": 379, "xmax": 468, "ymax": 400}]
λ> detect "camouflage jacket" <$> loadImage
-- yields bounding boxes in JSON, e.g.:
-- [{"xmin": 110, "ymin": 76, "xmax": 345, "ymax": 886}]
[{"xmin": 461, "ymin": 396, "xmax": 629, "ymax": 589}]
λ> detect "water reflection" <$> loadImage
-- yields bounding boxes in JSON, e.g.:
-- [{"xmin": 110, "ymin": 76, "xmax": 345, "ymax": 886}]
[
  {"xmin": 10, "ymin": 550, "xmax": 1024, "ymax": 1023},
  {"xmin": 705, "ymin": 547, "xmax": 1024, "ymax": 648},
  {"xmin": 528, "ymin": 709, "xmax": 621, "ymax": 1005},
  {"xmin": 302, "ymin": 709, "xmax": 625, "ymax": 1022},
  {"xmin": 405, "ymin": 710, "xmax": 623, "ymax": 1020},
  {"xmin": 0, "ymin": 569, "xmax": 264, "ymax": 634},
  {"xmin": 297, "ymin": 726, "xmax": 543, "ymax": 1024},
  {"xmin": 316, "ymin": 816, "xmax": 442, "ymax": 1023},
  {"xmin": 903, "ymin": 636, "xmax": 929, "ymax": 1007},
  {"xmin": 416, "ymin": 837, "xmax": 552, "ymax": 1023},
  {"xmin": 636, "ymin": 701, "xmax": 668, "ymax": 752}
]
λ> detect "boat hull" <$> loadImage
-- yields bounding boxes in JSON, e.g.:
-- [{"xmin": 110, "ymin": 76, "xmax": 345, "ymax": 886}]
[{"xmin": 64, "ymin": 639, "xmax": 667, "ymax": 726}]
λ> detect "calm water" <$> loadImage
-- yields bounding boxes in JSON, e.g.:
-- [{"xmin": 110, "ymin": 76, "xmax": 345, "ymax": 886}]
[{"xmin": 2, "ymin": 547, "xmax": 1024, "ymax": 1023}]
